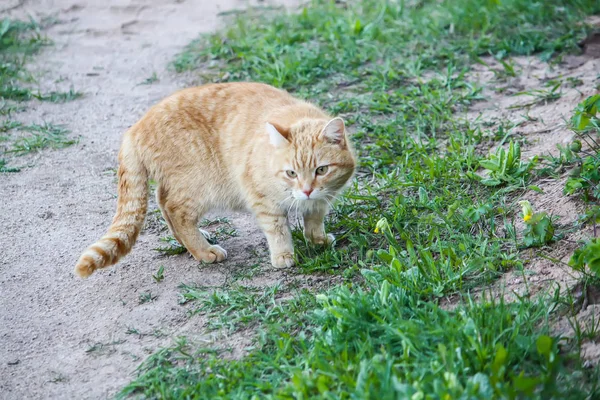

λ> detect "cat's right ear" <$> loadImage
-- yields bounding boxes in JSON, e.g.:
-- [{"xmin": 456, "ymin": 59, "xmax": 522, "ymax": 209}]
[{"xmin": 266, "ymin": 122, "xmax": 290, "ymax": 148}]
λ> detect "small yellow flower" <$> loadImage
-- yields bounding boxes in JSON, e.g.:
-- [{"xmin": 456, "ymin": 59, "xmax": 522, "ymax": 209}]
[
  {"xmin": 518, "ymin": 200, "xmax": 534, "ymax": 223},
  {"xmin": 375, "ymin": 218, "xmax": 390, "ymax": 234}
]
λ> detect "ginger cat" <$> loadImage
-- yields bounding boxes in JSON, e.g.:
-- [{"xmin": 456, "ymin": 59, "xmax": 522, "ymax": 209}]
[{"xmin": 75, "ymin": 82, "xmax": 356, "ymax": 278}]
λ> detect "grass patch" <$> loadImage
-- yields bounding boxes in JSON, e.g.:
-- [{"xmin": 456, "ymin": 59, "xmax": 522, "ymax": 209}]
[
  {"xmin": 1, "ymin": 122, "xmax": 75, "ymax": 155},
  {"xmin": 137, "ymin": 72, "xmax": 159, "ymax": 86},
  {"xmin": 124, "ymin": 0, "xmax": 600, "ymax": 397},
  {"xmin": 0, "ymin": 18, "xmax": 48, "ymax": 99},
  {"xmin": 123, "ymin": 279, "xmax": 598, "ymax": 399},
  {"xmin": 174, "ymin": 0, "xmax": 599, "ymax": 87},
  {"xmin": 179, "ymin": 284, "xmax": 286, "ymax": 332},
  {"xmin": 0, "ymin": 158, "xmax": 20, "ymax": 173},
  {"xmin": 154, "ymin": 236, "xmax": 187, "ymax": 256},
  {"xmin": 0, "ymin": 18, "xmax": 81, "ymax": 172}
]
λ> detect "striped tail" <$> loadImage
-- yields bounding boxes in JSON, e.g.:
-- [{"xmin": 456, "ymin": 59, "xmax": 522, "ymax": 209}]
[{"xmin": 75, "ymin": 140, "xmax": 148, "ymax": 278}]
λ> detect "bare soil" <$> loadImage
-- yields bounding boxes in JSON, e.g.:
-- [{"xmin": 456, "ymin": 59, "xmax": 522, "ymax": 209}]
[
  {"xmin": 466, "ymin": 53, "xmax": 600, "ymax": 296},
  {"xmin": 0, "ymin": 1, "xmax": 300, "ymax": 399},
  {"xmin": 464, "ymin": 26, "xmax": 600, "ymax": 364}
]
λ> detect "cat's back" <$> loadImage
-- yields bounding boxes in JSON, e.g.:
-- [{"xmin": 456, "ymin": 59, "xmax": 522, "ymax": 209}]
[
  {"xmin": 164, "ymin": 82, "xmax": 297, "ymax": 116},
  {"xmin": 131, "ymin": 82, "xmax": 297, "ymax": 140}
]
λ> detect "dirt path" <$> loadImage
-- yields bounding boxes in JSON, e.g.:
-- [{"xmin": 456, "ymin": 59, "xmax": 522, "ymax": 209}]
[{"xmin": 0, "ymin": 1, "xmax": 299, "ymax": 399}]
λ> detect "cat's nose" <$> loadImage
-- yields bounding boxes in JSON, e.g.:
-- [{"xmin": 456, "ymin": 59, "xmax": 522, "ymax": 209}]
[{"xmin": 303, "ymin": 188, "xmax": 314, "ymax": 198}]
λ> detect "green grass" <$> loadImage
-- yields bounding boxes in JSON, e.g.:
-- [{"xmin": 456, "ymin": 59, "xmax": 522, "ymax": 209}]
[
  {"xmin": 0, "ymin": 18, "xmax": 48, "ymax": 98},
  {"xmin": 139, "ymin": 291, "xmax": 158, "ymax": 304},
  {"xmin": 0, "ymin": 18, "xmax": 82, "ymax": 172},
  {"xmin": 154, "ymin": 236, "xmax": 187, "ymax": 256},
  {"xmin": 123, "ymin": 284, "xmax": 598, "ymax": 399},
  {"xmin": 137, "ymin": 72, "xmax": 159, "ymax": 86},
  {"xmin": 0, "ymin": 158, "xmax": 20, "ymax": 172},
  {"xmin": 179, "ymin": 284, "xmax": 286, "ymax": 332},
  {"xmin": 123, "ymin": 0, "xmax": 600, "ymax": 398},
  {"xmin": 174, "ymin": 0, "xmax": 598, "ymax": 87},
  {"xmin": 2, "ymin": 122, "xmax": 75, "ymax": 155}
]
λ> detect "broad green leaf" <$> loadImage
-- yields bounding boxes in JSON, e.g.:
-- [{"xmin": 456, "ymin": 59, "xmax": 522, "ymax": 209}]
[{"xmin": 536, "ymin": 335, "xmax": 552, "ymax": 357}]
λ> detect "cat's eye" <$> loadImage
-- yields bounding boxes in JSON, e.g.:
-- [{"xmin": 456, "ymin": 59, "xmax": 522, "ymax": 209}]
[
  {"xmin": 286, "ymin": 170, "xmax": 297, "ymax": 178},
  {"xmin": 316, "ymin": 166, "xmax": 329, "ymax": 176}
]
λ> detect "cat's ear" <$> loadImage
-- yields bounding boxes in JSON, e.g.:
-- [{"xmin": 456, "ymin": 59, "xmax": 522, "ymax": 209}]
[
  {"xmin": 266, "ymin": 122, "xmax": 290, "ymax": 148},
  {"xmin": 322, "ymin": 117, "xmax": 346, "ymax": 147}
]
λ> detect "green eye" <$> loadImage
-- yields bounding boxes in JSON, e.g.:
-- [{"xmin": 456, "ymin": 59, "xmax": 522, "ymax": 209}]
[
  {"xmin": 286, "ymin": 170, "xmax": 297, "ymax": 178},
  {"xmin": 316, "ymin": 166, "xmax": 329, "ymax": 176}
]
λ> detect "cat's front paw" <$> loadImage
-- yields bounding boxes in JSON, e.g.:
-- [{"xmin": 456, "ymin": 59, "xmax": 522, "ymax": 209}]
[
  {"xmin": 193, "ymin": 245, "xmax": 228, "ymax": 263},
  {"xmin": 271, "ymin": 252, "xmax": 295, "ymax": 269},
  {"xmin": 307, "ymin": 233, "xmax": 335, "ymax": 246}
]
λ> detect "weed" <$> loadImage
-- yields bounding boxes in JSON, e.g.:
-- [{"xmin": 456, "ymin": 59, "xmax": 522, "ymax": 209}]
[
  {"xmin": 85, "ymin": 339, "xmax": 125, "ymax": 356},
  {"xmin": 5, "ymin": 123, "xmax": 75, "ymax": 155},
  {"xmin": 231, "ymin": 262, "xmax": 262, "ymax": 281},
  {"xmin": 179, "ymin": 284, "xmax": 287, "ymax": 332},
  {"xmin": 35, "ymin": 88, "xmax": 82, "ymax": 103},
  {"xmin": 0, "ymin": 158, "xmax": 20, "ymax": 172},
  {"xmin": 510, "ymin": 83, "xmax": 563, "ymax": 109},
  {"xmin": 214, "ymin": 225, "xmax": 238, "ymax": 241},
  {"xmin": 48, "ymin": 372, "xmax": 68, "ymax": 384},
  {"xmin": 566, "ymin": 77, "xmax": 584, "ymax": 88},
  {"xmin": 138, "ymin": 72, "xmax": 159, "ymax": 86},
  {"xmin": 174, "ymin": 0, "xmax": 599, "ymax": 85},
  {"xmin": 154, "ymin": 236, "xmax": 186, "ymax": 256},
  {"xmin": 519, "ymin": 200, "xmax": 556, "ymax": 248},
  {"xmin": 569, "ymin": 239, "xmax": 600, "ymax": 277},
  {"xmin": 152, "ymin": 329, "xmax": 167, "ymax": 338},
  {"xmin": 200, "ymin": 216, "xmax": 230, "ymax": 227},
  {"xmin": 126, "ymin": 327, "xmax": 141, "ymax": 336},
  {"xmin": 481, "ymin": 56, "xmax": 519, "ymax": 81},
  {"xmin": 139, "ymin": 291, "xmax": 157, "ymax": 304},
  {"xmin": 479, "ymin": 141, "xmax": 534, "ymax": 187},
  {"xmin": 152, "ymin": 265, "xmax": 165, "ymax": 283},
  {"xmin": 563, "ymin": 95, "xmax": 600, "ymax": 201}
]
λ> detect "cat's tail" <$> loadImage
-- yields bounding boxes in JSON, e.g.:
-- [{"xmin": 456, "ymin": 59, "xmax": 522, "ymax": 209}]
[{"xmin": 75, "ymin": 136, "xmax": 148, "ymax": 278}]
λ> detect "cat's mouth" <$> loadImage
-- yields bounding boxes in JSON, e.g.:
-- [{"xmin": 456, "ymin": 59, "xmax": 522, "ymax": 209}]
[{"xmin": 293, "ymin": 190, "xmax": 326, "ymax": 202}]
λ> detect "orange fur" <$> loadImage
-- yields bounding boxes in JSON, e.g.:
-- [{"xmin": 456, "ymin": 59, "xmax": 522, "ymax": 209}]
[{"xmin": 75, "ymin": 82, "xmax": 356, "ymax": 278}]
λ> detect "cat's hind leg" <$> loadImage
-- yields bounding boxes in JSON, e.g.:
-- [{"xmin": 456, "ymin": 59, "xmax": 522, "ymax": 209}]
[
  {"xmin": 156, "ymin": 185, "xmax": 183, "ymax": 245},
  {"xmin": 157, "ymin": 185, "xmax": 227, "ymax": 263}
]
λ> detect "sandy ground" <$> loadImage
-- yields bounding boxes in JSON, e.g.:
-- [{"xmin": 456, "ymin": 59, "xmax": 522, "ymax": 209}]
[
  {"xmin": 466, "ymin": 51, "xmax": 600, "ymax": 295},
  {"xmin": 0, "ymin": 1, "xmax": 301, "ymax": 399},
  {"xmin": 464, "ymin": 34, "xmax": 600, "ymax": 363}
]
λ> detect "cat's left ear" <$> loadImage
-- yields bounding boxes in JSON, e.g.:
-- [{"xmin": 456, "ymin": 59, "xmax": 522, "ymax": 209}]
[
  {"xmin": 322, "ymin": 117, "xmax": 347, "ymax": 148},
  {"xmin": 266, "ymin": 122, "xmax": 290, "ymax": 148}
]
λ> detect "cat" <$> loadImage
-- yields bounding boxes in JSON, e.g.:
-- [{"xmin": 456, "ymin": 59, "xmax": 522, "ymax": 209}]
[{"xmin": 75, "ymin": 82, "xmax": 356, "ymax": 278}]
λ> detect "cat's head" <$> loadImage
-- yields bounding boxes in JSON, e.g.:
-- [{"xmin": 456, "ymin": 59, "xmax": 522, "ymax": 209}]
[{"xmin": 266, "ymin": 117, "xmax": 356, "ymax": 202}]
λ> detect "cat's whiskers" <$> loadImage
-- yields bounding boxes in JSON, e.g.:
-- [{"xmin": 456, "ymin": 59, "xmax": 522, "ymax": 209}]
[
  {"xmin": 285, "ymin": 198, "xmax": 303, "ymax": 229},
  {"xmin": 279, "ymin": 194, "xmax": 294, "ymax": 208},
  {"xmin": 322, "ymin": 193, "xmax": 336, "ymax": 210},
  {"xmin": 286, "ymin": 198, "xmax": 298, "ymax": 217},
  {"xmin": 293, "ymin": 199, "xmax": 302, "ymax": 228}
]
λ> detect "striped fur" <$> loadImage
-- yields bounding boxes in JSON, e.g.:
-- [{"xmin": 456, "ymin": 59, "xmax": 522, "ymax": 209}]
[
  {"xmin": 75, "ymin": 82, "xmax": 356, "ymax": 278},
  {"xmin": 75, "ymin": 138, "xmax": 148, "ymax": 277}
]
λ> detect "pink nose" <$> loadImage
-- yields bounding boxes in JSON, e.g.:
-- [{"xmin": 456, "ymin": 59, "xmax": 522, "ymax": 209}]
[{"xmin": 303, "ymin": 188, "xmax": 313, "ymax": 197}]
